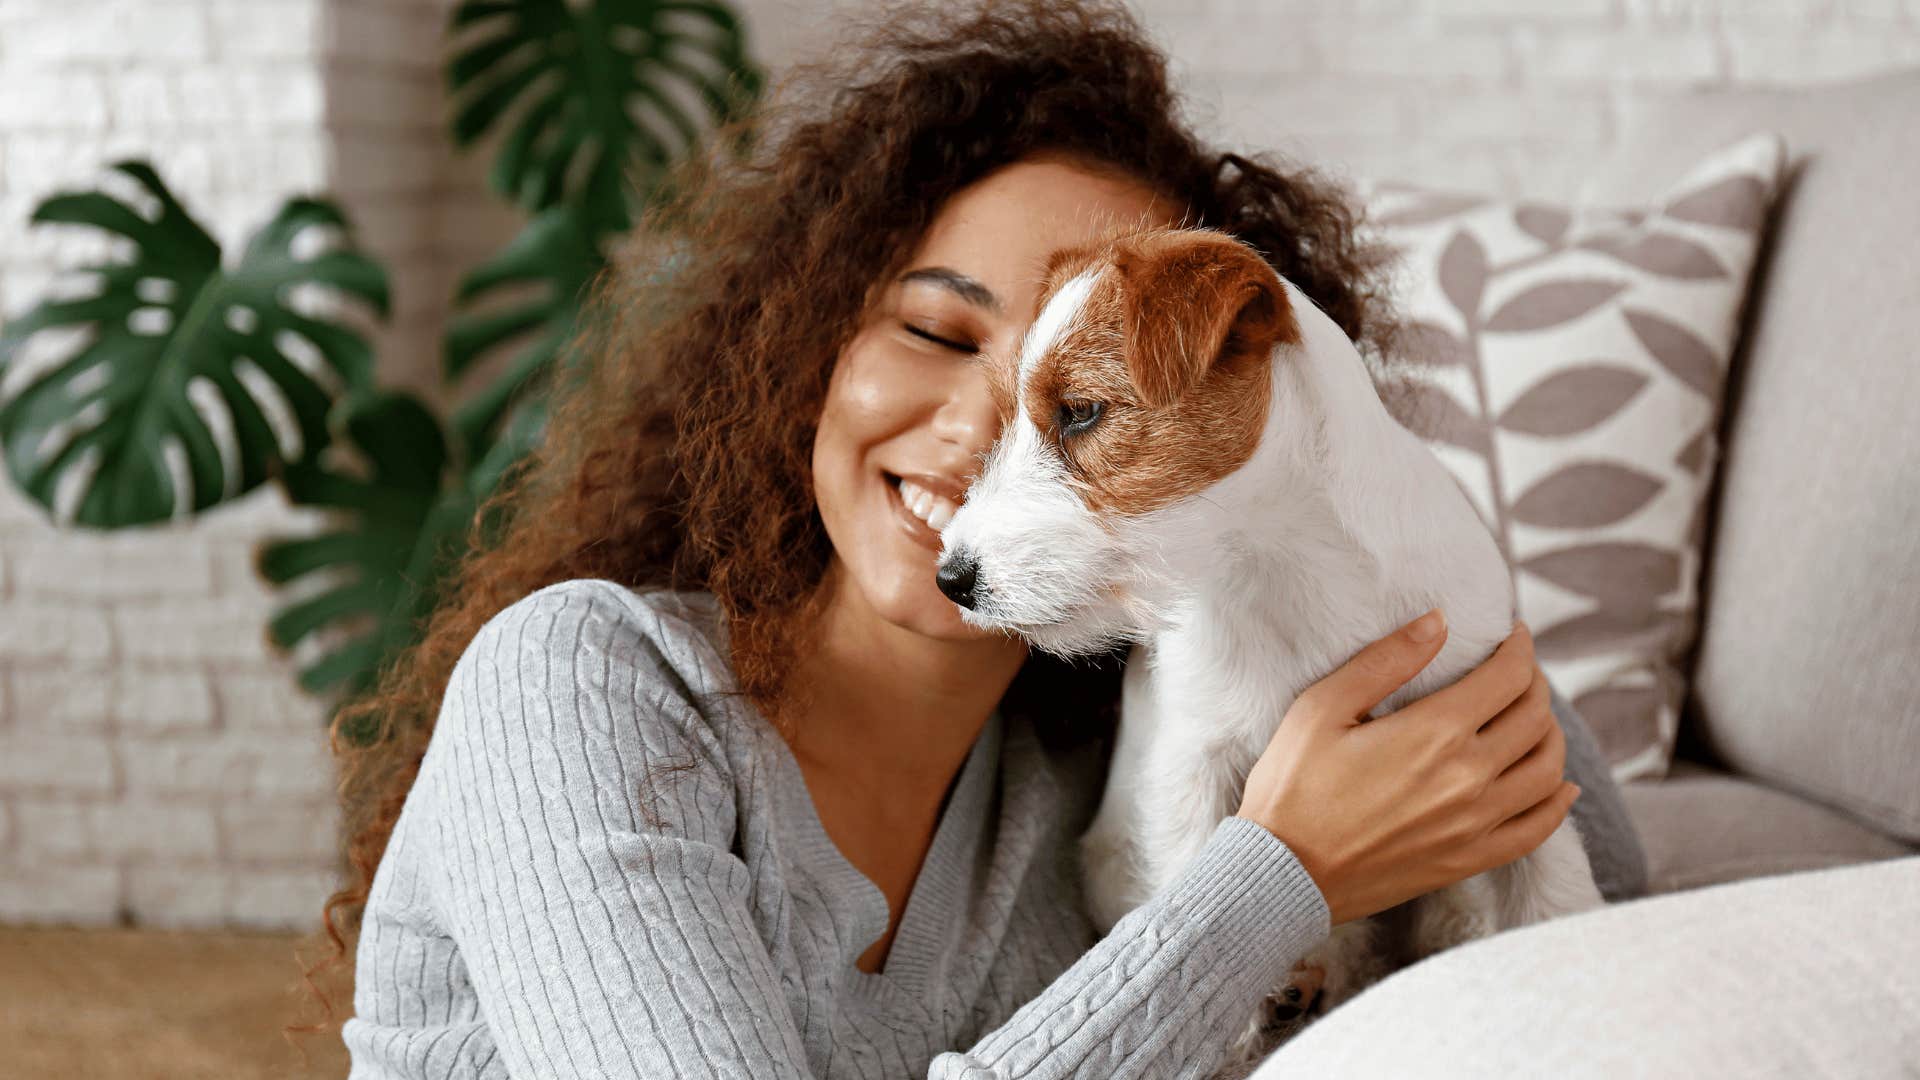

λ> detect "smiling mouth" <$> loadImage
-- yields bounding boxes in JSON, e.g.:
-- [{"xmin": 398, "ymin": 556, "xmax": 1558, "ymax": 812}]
[{"xmin": 884, "ymin": 472, "xmax": 963, "ymax": 532}]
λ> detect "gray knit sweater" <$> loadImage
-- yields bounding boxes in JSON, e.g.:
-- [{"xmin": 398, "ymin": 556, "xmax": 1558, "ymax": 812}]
[{"xmin": 342, "ymin": 578, "xmax": 1645, "ymax": 1079}]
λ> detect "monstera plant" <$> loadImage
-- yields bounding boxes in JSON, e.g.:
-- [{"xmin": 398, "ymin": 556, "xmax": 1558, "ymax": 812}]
[
  {"xmin": 0, "ymin": 166, "xmax": 387, "ymax": 526},
  {"xmin": 0, "ymin": 0, "xmax": 761, "ymax": 724}
]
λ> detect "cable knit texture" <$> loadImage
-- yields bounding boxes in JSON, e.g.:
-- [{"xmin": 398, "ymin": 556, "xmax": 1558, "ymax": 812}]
[
  {"xmin": 341, "ymin": 578, "xmax": 1329, "ymax": 1079},
  {"xmin": 342, "ymin": 576, "xmax": 1643, "ymax": 1078}
]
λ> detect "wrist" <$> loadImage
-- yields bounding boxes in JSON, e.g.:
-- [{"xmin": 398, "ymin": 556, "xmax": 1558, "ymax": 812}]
[
  {"xmin": 1234, "ymin": 812, "xmax": 1344, "ymax": 923},
  {"xmin": 1170, "ymin": 817, "xmax": 1331, "ymax": 967}
]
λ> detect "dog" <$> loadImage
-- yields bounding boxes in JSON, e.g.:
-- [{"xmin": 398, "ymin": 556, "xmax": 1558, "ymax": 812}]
[{"xmin": 933, "ymin": 226, "xmax": 1604, "ymax": 1072}]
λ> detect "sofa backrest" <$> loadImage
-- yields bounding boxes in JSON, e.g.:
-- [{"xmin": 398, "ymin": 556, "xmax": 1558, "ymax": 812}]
[{"xmin": 1584, "ymin": 71, "xmax": 1920, "ymax": 843}]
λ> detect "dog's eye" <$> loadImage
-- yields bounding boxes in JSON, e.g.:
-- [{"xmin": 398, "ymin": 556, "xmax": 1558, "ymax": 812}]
[{"xmin": 1057, "ymin": 399, "xmax": 1104, "ymax": 438}]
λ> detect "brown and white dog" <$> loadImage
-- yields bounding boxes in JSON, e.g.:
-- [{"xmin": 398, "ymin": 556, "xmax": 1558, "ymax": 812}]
[{"xmin": 934, "ymin": 226, "xmax": 1603, "ymax": 1069}]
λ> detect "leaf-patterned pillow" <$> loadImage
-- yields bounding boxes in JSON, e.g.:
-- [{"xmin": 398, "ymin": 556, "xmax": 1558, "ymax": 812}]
[{"xmin": 1363, "ymin": 133, "xmax": 1786, "ymax": 782}]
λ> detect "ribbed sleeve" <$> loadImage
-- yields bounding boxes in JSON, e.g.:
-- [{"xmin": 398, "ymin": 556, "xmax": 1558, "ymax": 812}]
[
  {"xmin": 416, "ymin": 581, "xmax": 813, "ymax": 1079},
  {"xmin": 344, "ymin": 579, "xmax": 1332, "ymax": 1079},
  {"xmin": 928, "ymin": 815, "xmax": 1328, "ymax": 1079}
]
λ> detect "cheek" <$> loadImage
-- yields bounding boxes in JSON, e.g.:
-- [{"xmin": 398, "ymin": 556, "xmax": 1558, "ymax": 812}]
[
  {"xmin": 812, "ymin": 336, "xmax": 927, "ymax": 540},
  {"xmin": 818, "ymin": 334, "xmax": 924, "ymax": 451},
  {"xmin": 812, "ymin": 355, "xmax": 864, "ymax": 519}
]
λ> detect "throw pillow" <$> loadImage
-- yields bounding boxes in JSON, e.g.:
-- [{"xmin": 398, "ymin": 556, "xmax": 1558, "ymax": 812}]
[{"xmin": 1361, "ymin": 133, "xmax": 1785, "ymax": 782}]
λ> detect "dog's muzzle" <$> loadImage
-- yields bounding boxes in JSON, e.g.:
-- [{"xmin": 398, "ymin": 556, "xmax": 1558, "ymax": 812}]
[{"xmin": 936, "ymin": 550, "xmax": 980, "ymax": 609}]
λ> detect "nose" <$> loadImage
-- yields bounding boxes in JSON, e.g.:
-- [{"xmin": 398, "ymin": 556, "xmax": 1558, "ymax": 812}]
[
  {"xmin": 936, "ymin": 551, "xmax": 980, "ymax": 609},
  {"xmin": 933, "ymin": 361, "xmax": 1002, "ymax": 459}
]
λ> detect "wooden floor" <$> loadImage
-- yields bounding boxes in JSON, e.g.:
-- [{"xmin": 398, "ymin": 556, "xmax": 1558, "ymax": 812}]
[{"xmin": 0, "ymin": 924, "xmax": 353, "ymax": 1079}]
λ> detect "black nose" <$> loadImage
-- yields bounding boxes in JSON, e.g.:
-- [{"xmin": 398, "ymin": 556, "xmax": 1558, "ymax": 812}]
[{"xmin": 936, "ymin": 553, "xmax": 979, "ymax": 609}]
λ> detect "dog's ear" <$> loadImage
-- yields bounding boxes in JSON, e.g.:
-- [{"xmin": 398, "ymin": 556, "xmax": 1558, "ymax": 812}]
[{"xmin": 1112, "ymin": 230, "xmax": 1296, "ymax": 409}]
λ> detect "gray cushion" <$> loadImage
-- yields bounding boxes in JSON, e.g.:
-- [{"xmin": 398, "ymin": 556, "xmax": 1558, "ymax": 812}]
[
  {"xmin": 1581, "ymin": 72, "xmax": 1920, "ymax": 842},
  {"xmin": 1251, "ymin": 855, "xmax": 1920, "ymax": 1079},
  {"xmin": 1622, "ymin": 762, "xmax": 1915, "ymax": 894}
]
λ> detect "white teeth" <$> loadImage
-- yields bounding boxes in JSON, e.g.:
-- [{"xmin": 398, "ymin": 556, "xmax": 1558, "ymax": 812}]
[{"xmin": 896, "ymin": 478, "xmax": 960, "ymax": 532}]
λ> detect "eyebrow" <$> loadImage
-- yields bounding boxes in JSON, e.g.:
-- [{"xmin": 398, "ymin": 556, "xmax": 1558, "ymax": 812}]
[{"xmin": 898, "ymin": 267, "xmax": 1003, "ymax": 314}]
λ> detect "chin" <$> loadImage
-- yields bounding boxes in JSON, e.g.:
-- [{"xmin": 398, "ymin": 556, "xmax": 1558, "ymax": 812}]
[{"xmin": 871, "ymin": 566, "xmax": 1012, "ymax": 643}]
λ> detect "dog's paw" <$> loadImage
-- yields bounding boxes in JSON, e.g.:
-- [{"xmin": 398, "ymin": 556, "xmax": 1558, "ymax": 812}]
[
  {"xmin": 1263, "ymin": 962, "xmax": 1325, "ymax": 1027},
  {"xmin": 1208, "ymin": 967, "xmax": 1326, "ymax": 1080}
]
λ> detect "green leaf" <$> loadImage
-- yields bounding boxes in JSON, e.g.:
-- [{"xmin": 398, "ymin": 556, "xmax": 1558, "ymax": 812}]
[
  {"xmin": 444, "ymin": 0, "xmax": 763, "ymax": 226},
  {"xmin": 466, "ymin": 391, "xmax": 549, "ymax": 505},
  {"xmin": 444, "ymin": 204, "xmax": 605, "ymax": 462},
  {"xmin": 260, "ymin": 390, "xmax": 476, "ymax": 701},
  {"xmin": 0, "ymin": 160, "xmax": 386, "ymax": 527}
]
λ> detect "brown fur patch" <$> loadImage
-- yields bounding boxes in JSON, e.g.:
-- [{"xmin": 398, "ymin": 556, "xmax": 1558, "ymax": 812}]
[{"xmin": 1023, "ymin": 228, "xmax": 1299, "ymax": 517}]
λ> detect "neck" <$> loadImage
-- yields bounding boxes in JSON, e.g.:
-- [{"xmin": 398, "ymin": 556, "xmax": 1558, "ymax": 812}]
[
  {"xmin": 787, "ymin": 560, "xmax": 1028, "ymax": 800},
  {"xmin": 1265, "ymin": 309, "xmax": 1458, "ymax": 580}
]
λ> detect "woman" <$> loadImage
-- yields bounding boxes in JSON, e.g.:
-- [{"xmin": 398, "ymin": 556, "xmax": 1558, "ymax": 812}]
[{"xmin": 320, "ymin": 2, "xmax": 1646, "ymax": 1076}]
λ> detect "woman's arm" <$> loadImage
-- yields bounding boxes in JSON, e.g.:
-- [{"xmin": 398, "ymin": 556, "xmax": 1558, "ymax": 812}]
[
  {"xmin": 930, "ymin": 816, "xmax": 1327, "ymax": 1079},
  {"xmin": 423, "ymin": 583, "xmax": 808, "ymax": 1077},
  {"xmin": 1548, "ymin": 684, "xmax": 1650, "ymax": 902},
  {"xmin": 422, "ymin": 580, "xmax": 1330, "ymax": 1080}
]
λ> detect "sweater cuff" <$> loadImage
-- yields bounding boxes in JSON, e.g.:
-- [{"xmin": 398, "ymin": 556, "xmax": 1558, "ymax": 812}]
[{"xmin": 1156, "ymin": 815, "xmax": 1331, "ymax": 992}]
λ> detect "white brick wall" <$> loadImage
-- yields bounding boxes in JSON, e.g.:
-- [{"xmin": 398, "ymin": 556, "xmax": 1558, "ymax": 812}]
[
  {"xmin": 1144, "ymin": 0, "xmax": 1920, "ymax": 199},
  {"xmin": 1, "ymin": 0, "xmax": 1915, "ymax": 931},
  {"xmin": 748, "ymin": 0, "xmax": 1920, "ymax": 199},
  {"xmin": 0, "ymin": 0, "xmax": 496, "ymax": 931}
]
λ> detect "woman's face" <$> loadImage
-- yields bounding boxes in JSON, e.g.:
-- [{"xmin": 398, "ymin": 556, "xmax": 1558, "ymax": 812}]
[{"xmin": 811, "ymin": 156, "xmax": 1177, "ymax": 642}]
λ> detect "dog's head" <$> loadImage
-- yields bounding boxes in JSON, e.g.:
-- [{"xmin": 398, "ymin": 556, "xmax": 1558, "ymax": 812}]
[{"xmin": 936, "ymin": 226, "xmax": 1300, "ymax": 655}]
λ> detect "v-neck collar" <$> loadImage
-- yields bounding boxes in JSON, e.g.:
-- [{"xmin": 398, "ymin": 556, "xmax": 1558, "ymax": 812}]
[{"xmin": 768, "ymin": 709, "xmax": 1003, "ymax": 1018}]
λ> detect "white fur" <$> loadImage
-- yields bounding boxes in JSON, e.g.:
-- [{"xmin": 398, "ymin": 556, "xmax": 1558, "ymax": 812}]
[
  {"xmin": 939, "ymin": 274, "xmax": 1604, "ymax": 1072},
  {"xmin": 1019, "ymin": 270, "xmax": 1097, "ymax": 382}
]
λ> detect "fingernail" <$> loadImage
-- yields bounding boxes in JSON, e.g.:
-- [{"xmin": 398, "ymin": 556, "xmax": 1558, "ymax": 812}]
[{"xmin": 1408, "ymin": 609, "xmax": 1444, "ymax": 642}]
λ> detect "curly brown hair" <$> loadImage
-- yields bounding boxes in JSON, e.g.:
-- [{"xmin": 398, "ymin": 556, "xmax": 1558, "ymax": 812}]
[{"xmin": 297, "ymin": 0, "xmax": 1396, "ymax": 1035}]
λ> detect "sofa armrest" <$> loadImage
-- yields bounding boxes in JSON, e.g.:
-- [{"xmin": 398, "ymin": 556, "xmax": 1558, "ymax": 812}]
[{"xmin": 1251, "ymin": 855, "xmax": 1920, "ymax": 1079}]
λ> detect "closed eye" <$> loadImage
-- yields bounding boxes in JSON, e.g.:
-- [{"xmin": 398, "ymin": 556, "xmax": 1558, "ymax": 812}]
[{"xmin": 904, "ymin": 323, "xmax": 976, "ymax": 353}]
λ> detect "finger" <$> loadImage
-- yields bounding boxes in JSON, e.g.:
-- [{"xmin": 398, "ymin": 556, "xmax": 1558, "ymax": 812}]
[
  {"xmin": 1472, "ymin": 663, "xmax": 1554, "ymax": 774},
  {"xmin": 1483, "ymin": 781, "xmax": 1580, "ymax": 866},
  {"xmin": 1392, "ymin": 620, "xmax": 1536, "ymax": 735},
  {"xmin": 1301, "ymin": 608, "xmax": 1449, "ymax": 724},
  {"xmin": 1481, "ymin": 717, "xmax": 1567, "ymax": 826}
]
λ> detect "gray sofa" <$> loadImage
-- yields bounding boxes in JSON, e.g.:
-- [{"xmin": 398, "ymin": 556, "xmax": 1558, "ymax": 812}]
[
  {"xmin": 1251, "ymin": 70, "xmax": 1920, "ymax": 1077},
  {"xmin": 1589, "ymin": 70, "xmax": 1920, "ymax": 893}
]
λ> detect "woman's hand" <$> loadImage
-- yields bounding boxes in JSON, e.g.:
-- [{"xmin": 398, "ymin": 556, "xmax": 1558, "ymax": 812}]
[{"xmin": 1234, "ymin": 609, "xmax": 1576, "ymax": 926}]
